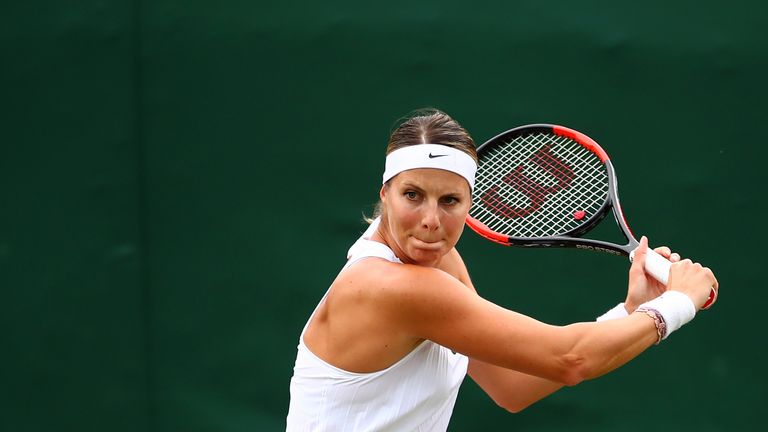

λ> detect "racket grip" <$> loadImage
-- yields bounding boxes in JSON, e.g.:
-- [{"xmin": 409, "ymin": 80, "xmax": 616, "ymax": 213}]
[
  {"xmin": 642, "ymin": 249, "xmax": 671, "ymax": 284},
  {"xmin": 630, "ymin": 248, "xmax": 716, "ymax": 310}
]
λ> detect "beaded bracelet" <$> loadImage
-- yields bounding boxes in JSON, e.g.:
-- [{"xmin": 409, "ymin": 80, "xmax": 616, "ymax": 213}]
[
  {"xmin": 635, "ymin": 307, "xmax": 667, "ymax": 345},
  {"xmin": 636, "ymin": 291, "xmax": 696, "ymax": 342}
]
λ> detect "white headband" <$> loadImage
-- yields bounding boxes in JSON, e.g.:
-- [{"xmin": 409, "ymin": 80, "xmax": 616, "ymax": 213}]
[{"xmin": 382, "ymin": 144, "xmax": 477, "ymax": 191}]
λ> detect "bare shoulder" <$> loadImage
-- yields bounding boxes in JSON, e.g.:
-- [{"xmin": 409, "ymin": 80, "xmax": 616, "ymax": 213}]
[
  {"xmin": 328, "ymin": 255, "xmax": 475, "ymax": 324},
  {"xmin": 309, "ymin": 258, "xmax": 466, "ymax": 372},
  {"xmin": 331, "ymin": 256, "xmax": 485, "ymax": 336},
  {"xmin": 332, "ymin": 256, "xmax": 464, "ymax": 303}
]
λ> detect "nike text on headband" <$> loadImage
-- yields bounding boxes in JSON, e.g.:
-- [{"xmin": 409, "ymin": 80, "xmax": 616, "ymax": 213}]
[{"xmin": 382, "ymin": 144, "xmax": 477, "ymax": 191}]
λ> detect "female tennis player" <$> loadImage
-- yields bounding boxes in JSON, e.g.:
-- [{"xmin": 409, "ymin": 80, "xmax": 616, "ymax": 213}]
[{"xmin": 286, "ymin": 109, "xmax": 718, "ymax": 431}]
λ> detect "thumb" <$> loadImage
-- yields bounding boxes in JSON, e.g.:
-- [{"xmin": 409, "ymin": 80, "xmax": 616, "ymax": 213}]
[{"xmin": 631, "ymin": 236, "xmax": 649, "ymax": 274}]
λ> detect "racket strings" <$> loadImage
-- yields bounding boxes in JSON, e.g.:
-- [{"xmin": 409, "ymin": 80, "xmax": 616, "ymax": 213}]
[
  {"xmin": 478, "ymin": 141, "xmax": 603, "ymax": 237},
  {"xmin": 477, "ymin": 135, "xmax": 606, "ymax": 237},
  {"xmin": 471, "ymin": 133, "xmax": 608, "ymax": 238}
]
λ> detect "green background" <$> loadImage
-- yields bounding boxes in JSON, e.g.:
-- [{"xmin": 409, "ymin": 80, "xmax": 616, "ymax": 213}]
[{"xmin": 2, "ymin": 1, "xmax": 766, "ymax": 431}]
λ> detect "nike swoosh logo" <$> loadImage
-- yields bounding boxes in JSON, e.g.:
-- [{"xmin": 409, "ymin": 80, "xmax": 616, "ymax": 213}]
[{"xmin": 428, "ymin": 153, "xmax": 449, "ymax": 158}]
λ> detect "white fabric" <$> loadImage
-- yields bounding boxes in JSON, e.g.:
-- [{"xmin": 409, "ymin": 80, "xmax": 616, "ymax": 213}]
[
  {"xmin": 382, "ymin": 144, "xmax": 477, "ymax": 191},
  {"xmin": 596, "ymin": 302, "xmax": 629, "ymax": 322},
  {"xmin": 637, "ymin": 291, "xmax": 696, "ymax": 339},
  {"xmin": 286, "ymin": 217, "xmax": 469, "ymax": 431}
]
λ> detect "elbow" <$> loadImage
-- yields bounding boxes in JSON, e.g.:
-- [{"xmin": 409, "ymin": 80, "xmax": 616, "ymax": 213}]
[
  {"xmin": 502, "ymin": 405, "xmax": 524, "ymax": 414},
  {"xmin": 558, "ymin": 353, "xmax": 589, "ymax": 387},
  {"xmin": 494, "ymin": 397, "xmax": 529, "ymax": 414}
]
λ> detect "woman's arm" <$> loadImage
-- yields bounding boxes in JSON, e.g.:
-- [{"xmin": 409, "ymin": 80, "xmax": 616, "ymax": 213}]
[
  {"xmin": 381, "ymin": 245, "xmax": 715, "ymax": 387},
  {"xmin": 377, "ymin": 262, "xmax": 649, "ymax": 386},
  {"xmin": 468, "ymin": 359, "xmax": 563, "ymax": 413}
]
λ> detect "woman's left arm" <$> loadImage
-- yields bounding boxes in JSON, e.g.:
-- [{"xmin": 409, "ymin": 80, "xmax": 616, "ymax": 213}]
[{"xmin": 468, "ymin": 359, "xmax": 563, "ymax": 413}]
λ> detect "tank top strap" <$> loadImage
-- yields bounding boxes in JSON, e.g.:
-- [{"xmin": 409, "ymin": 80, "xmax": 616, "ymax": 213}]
[{"xmin": 344, "ymin": 217, "xmax": 402, "ymax": 270}]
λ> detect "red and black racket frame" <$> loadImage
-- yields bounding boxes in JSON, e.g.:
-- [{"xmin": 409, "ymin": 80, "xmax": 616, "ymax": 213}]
[{"xmin": 465, "ymin": 124, "xmax": 641, "ymax": 258}]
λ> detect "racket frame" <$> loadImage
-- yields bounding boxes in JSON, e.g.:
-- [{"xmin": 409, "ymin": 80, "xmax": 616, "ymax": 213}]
[{"xmin": 465, "ymin": 124, "xmax": 639, "ymax": 257}]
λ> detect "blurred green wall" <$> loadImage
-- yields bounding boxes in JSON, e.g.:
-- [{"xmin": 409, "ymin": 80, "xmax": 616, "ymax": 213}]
[{"xmin": 2, "ymin": 1, "xmax": 766, "ymax": 431}]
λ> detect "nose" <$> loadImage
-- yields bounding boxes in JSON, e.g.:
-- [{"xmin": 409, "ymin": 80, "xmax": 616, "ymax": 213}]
[{"xmin": 421, "ymin": 201, "xmax": 440, "ymax": 232}]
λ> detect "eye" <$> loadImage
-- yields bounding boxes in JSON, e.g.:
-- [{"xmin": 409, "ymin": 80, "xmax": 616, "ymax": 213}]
[
  {"xmin": 441, "ymin": 196, "xmax": 459, "ymax": 205},
  {"xmin": 404, "ymin": 191, "xmax": 419, "ymax": 200}
]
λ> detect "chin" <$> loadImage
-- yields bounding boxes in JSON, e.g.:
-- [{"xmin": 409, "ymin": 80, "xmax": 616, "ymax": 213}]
[{"xmin": 408, "ymin": 248, "xmax": 446, "ymax": 267}]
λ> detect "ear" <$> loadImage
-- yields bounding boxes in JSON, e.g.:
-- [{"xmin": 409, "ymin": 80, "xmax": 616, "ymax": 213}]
[{"xmin": 379, "ymin": 184, "xmax": 388, "ymax": 202}]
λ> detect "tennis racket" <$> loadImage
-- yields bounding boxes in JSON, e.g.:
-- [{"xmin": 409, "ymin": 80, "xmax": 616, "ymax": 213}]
[{"xmin": 465, "ymin": 124, "xmax": 716, "ymax": 309}]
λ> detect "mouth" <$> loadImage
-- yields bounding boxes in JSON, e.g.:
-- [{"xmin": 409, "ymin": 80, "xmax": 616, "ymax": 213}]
[{"xmin": 411, "ymin": 237, "xmax": 444, "ymax": 250}]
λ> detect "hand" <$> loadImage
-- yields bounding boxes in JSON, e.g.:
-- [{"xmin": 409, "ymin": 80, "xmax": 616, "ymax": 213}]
[
  {"xmin": 668, "ymin": 258, "xmax": 720, "ymax": 310},
  {"xmin": 624, "ymin": 236, "xmax": 682, "ymax": 312}
]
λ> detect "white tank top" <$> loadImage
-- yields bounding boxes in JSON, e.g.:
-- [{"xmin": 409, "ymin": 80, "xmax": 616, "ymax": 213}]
[{"xmin": 286, "ymin": 218, "xmax": 469, "ymax": 431}]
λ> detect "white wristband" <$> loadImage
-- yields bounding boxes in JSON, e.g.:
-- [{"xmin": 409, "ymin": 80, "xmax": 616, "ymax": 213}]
[
  {"xmin": 596, "ymin": 303, "xmax": 629, "ymax": 322},
  {"xmin": 636, "ymin": 291, "xmax": 696, "ymax": 340}
]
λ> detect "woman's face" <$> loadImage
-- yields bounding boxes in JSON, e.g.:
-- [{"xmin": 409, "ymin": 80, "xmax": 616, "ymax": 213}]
[{"xmin": 379, "ymin": 168, "xmax": 472, "ymax": 267}]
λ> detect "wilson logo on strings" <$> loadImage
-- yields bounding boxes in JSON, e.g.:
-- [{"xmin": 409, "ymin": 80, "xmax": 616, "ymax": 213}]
[{"xmin": 481, "ymin": 145, "xmax": 574, "ymax": 218}]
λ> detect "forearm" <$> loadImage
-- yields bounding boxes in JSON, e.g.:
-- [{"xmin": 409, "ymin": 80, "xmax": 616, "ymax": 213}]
[
  {"xmin": 468, "ymin": 307, "xmax": 662, "ymax": 412},
  {"xmin": 468, "ymin": 359, "xmax": 564, "ymax": 413},
  {"xmin": 560, "ymin": 313, "xmax": 658, "ymax": 382}
]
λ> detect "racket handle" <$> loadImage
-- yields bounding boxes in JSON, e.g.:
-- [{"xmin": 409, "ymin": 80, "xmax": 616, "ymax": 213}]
[{"xmin": 630, "ymin": 248, "xmax": 716, "ymax": 310}]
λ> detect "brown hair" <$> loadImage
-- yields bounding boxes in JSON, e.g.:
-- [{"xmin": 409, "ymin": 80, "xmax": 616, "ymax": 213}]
[
  {"xmin": 367, "ymin": 109, "xmax": 476, "ymax": 221},
  {"xmin": 386, "ymin": 108, "xmax": 477, "ymax": 162}
]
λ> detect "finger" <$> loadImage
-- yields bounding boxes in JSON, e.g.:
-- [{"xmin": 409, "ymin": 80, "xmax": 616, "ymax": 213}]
[
  {"xmin": 703, "ymin": 268, "xmax": 719, "ymax": 308},
  {"xmin": 631, "ymin": 236, "xmax": 649, "ymax": 272},
  {"xmin": 704, "ymin": 267, "xmax": 719, "ymax": 292},
  {"xmin": 653, "ymin": 245, "xmax": 672, "ymax": 259}
]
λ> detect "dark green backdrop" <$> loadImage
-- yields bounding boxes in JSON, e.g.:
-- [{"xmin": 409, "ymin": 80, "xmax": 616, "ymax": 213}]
[{"xmin": 2, "ymin": 1, "xmax": 766, "ymax": 431}]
